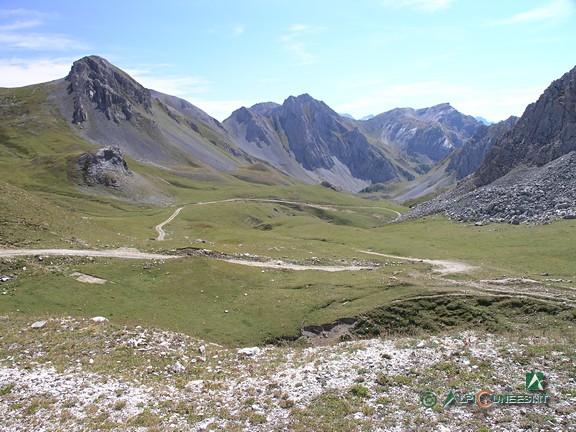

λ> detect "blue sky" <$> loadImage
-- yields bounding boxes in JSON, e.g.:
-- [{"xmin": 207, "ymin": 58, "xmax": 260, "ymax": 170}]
[{"xmin": 1, "ymin": 0, "xmax": 575, "ymax": 121}]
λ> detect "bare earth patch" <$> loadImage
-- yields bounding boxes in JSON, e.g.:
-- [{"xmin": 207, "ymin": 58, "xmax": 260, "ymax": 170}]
[{"xmin": 70, "ymin": 272, "xmax": 109, "ymax": 285}]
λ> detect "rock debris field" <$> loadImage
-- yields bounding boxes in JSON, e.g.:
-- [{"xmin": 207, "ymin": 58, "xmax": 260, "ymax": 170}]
[{"xmin": 0, "ymin": 316, "xmax": 574, "ymax": 431}]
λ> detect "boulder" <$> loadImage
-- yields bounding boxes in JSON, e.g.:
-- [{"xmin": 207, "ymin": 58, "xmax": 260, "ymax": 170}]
[
  {"xmin": 31, "ymin": 320, "xmax": 47, "ymax": 329},
  {"xmin": 237, "ymin": 347, "xmax": 261, "ymax": 356}
]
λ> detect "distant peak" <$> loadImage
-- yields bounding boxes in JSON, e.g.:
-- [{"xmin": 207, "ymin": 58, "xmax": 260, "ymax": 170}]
[
  {"xmin": 284, "ymin": 93, "xmax": 317, "ymax": 105},
  {"xmin": 430, "ymin": 102, "xmax": 453, "ymax": 111},
  {"xmin": 296, "ymin": 93, "xmax": 314, "ymax": 100},
  {"xmin": 250, "ymin": 102, "xmax": 280, "ymax": 115},
  {"xmin": 71, "ymin": 55, "xmax": 113, "ymax": 69}
]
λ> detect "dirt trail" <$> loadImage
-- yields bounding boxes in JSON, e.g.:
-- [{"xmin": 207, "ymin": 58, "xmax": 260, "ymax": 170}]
[
  {"xmin": 0, "ymin": 248, "xmax": 180, "ymax": 260},
  {"xmin": 223, "ymin": 258, "xmax": 372, "ymax": 272},
  {"xmin": 154, "ymin": 199, "xmax": 401, "ymax": 242},
  {"xmin": 0, "ymin": 248, "xmax": 372, "ymax": 272},
  {"xmin": 155, "ymin": 207, "xmax": 184, "ymax": 241},
  {"xmin": 197, "ymin": 198, "xmax": 403, "ymax": 218},
  {"xmin": 358, "ymin": 250, "xmax": 475, "ymax": 275}
]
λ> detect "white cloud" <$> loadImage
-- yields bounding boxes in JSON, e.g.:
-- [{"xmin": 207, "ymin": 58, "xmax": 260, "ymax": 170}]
[
  {"xmin": 0, "ymin": 8, "xmax": 86, "ymax": 51},
  {"xmin": 233, "ymin": 25, "xmax": 245, "ymax": 36},
  {"xmin": 495, "ymin": 0, "xmax": 575, "ymax": 25},
  {"xmin": 0, "ymin": 32, "xmax": 85, "ymax": 50},
  {"xmin": 381, "ymin": 0, "xmax": 455, "ymax": 13},
  {"xmin": 284, "ymin": 42, "xmax": 318, "ymax": 65},
  {"xmin": 0, "ymin": 19, "xmax": 42, "ymax": 31},
  {"xmin": 188, "ymin": 99, "xmax": 251, "ymax": 121},
  {"xmin": 126, "ymin": 69, "xmax": 211, "ymax": 95},
  {"xmin": 0, "ymin": 57, "xmax": 74, "ymax": 87},
  {"xmin": 280, "ymin": 24, "xmax": 324, "ymax": 65},
  {"xmin": 0, "ymin": 9, "xmax": 56, "ymax": 20},
  {"xmin": 288, "ymin": 24, "xmax": 312, "ymax": 32}
]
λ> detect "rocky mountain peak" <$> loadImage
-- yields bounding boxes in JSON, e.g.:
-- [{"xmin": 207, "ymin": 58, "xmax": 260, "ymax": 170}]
[
  {"xmin": 224, "ymin": 92, "xmax": 410, "ymax": 191},
  {"xmin": 405, "ymin": 64, "xmax": 576, "ymax": 224},
  {"xmin": 361, "ymin": 103, "xmax": 480, "ymax": 165},
  {"xmin": 475, "ymin": 64, "xmax": 576, "ymax": 186},
  {"xmin": 249, "ymin": 102, "xmax": 280, "ymax": 116},
  {"xmin": 283, "ymin": 93, "xmax": 335, "ymax": 116},
  {"xmin": 65, "ymin": 55, "xmax": 152, "ymax": 124}
]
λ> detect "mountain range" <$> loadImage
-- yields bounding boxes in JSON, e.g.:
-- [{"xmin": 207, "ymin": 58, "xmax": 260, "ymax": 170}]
[
  {"xmin": 1, "ymin": 55, "xmax": 575, "ymax": 222},
  {"xmin": 45, "ymin": 56, "xmax": 492, "ymax": 193},
  {"xmin": 405, "ymin": 64, "xmax": 576, "ymax": 223}
]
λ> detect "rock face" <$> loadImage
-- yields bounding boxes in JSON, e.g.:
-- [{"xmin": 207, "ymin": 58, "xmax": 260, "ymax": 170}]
[
  {"xmin": 447, "ymin": 116, "xmax": 517, "ymax": 180},
  {"xmin": 73, "ymin": 147, "xmax": 173, "ymax": 205},
  {"xmin": 475, "ymin": 65, "xmax": 576, "ymax": 186},
  {"xmin": 61, "ymin": 55, "xmax": 250, "ymax": 174},
  {"xmin": 360, "ymin": 103, "xmax": 481, "ymax": 167},
  {"xmin": 405, "ymin": 152, "xmax": 576, "ymax": 224},
  {"xmin": 405, "ymin": 64, "xmax": 576, "ymax": 224},
  {"xmin": 66, "ymin": 55, "xmax": 152, "ymax": 125},
  {"xmin": 76, "ymin": 147, "xmax": 131, "ymax": 189},
  {"xmin": 224, "ymin": 94, "xmax": 416, "ymax": 192}
]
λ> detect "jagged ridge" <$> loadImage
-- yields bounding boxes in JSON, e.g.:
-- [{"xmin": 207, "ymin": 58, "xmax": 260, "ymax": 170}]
[{"xmin": 404, "ymin": 65, "xmax": 576, "ymax": 224}]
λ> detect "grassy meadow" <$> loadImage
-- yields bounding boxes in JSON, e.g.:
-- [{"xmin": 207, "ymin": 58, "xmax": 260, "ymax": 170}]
[{"xmin": 0, "ymin": 82, "xmax": 575, "ymax": 346}]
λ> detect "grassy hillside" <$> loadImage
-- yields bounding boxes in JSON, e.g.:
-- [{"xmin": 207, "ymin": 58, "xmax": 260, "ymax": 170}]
[{"xmin": 0, "ymin": 84, "xmax": 574, "ymax": 347}]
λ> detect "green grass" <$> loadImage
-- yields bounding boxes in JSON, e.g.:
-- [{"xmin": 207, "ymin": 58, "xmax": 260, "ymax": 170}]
[{"xmin": 1, "ymin": 82, "xmax": 575, "ymax": 346}]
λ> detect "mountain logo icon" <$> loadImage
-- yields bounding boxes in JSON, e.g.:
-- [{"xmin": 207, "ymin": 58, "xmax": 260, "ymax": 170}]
[{"xmin": 526, "ymin": 372, "xmax": 545, "ymax": 391}]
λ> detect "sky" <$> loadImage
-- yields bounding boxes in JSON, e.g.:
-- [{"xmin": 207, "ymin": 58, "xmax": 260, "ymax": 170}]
[{"xmin": 0, "ymin": 0, "xmax": 575, "ymax": 122}]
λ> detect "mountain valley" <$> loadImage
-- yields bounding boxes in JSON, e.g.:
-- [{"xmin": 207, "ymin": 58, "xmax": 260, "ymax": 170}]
[{"xmin": 0, "ymin": 56, "xmax": 575, "ymax": 431}]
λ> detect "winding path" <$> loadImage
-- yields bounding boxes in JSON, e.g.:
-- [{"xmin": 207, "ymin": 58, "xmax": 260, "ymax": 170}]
[
  {"xmin": 0, "ymin": 248, "xmax": 180, "ymax": 261},
  {"xmin": 358, "ymin": 250, "xmax": 475, "ymax": 275},
  {"xmin": 0, "ymin": 248, "xmax": 372, "ymax": 272},
  {"xmin": 153, "ymin": 199, "xmax": 402, "ymax": 242},
  {"xmin": 155, "ymin": 207, "xmax": 184, "ymax": 241},
  {"xmin": 196, "ymin": 198, "xmax": 403, "ymax": 218},
  {"xmin": 224, "ymin": 258, "xmax": 372, "ymax": 272}
]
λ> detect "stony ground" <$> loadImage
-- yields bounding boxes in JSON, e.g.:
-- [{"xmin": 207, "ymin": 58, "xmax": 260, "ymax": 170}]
[
  {"xmin": 0, "ymin": 316, "xmax": 574, "ymax": 431},
  {"xmin": 402, "ymin": 151, "xmax": 576, "ymax": 225}
]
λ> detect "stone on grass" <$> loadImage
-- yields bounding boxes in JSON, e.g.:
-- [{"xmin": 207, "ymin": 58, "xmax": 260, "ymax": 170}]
[
  {"xmin": 170, "ymin": 361, "xmax": 186, "ymax": 373},
  {"xmin": 31, "ymin": 320, "xmax": 47, "ymax": 329},
  {"xmin": 238, "ymin": 347, "xmax": 261, "ymax": 356}
]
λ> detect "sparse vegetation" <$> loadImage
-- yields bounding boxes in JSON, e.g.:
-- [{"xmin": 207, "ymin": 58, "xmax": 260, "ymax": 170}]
[{"xmin": 1, "ymin": 76, "xmax": 576, "ymax": 431}]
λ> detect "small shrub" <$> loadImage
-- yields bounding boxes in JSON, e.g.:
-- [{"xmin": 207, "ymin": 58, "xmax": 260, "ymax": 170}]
[
  {"xmin": 349, "ymin": 384, "xmax": 369, "ymax": 398},
  {"xmin": 0, "ymin": 383, "xmax": 15, "ymax": 396}
]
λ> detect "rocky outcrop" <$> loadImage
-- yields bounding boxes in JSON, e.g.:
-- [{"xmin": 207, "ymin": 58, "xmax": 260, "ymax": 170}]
[
  {"xmin": 75, "ymin": 147, "xmax": 132, "ymax": 189},
  {"xmin": 404, "ymin": 64, "xmax": 576, "ymax": 224},
  {"xmin": 73, "ymin": 147, "xmax": 173, "ymax": 204},
  {"xmin": 66, "ymin": 56, "xmax": 152, "ymax": 125},
  {"xmin": 475, "ymin": 65, "xmax": 576, "ymax": 187},
  {"xmin": 447, "ymin": 116, "xmax": 517, "ymax": 180}
]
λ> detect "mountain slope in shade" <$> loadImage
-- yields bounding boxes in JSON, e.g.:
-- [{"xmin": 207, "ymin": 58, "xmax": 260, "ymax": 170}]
[
  {"xmin": 224, "ymin": 94, "xmax": 417, "ymax": 192},
  {"xmin": 360, "ymin": 103, "xmax": 481, "ymax": 167},
  {"xmin": 60, "ymin": 55, "xmax": 252, "ymax": 172},
  {"xmin": 447, "ymin": 116, "xmax": 518, "ymax": 181},
  {"xmin": 475, "ymin": 65, "xmax": 576, "ymax": 187},
  {"xmin": 404, "ymin": 64, "xmax": 576, "ymax": 223},
  {"xmin": 382, "ymin": 117, "xmax": 517, "ymax": 204}
]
